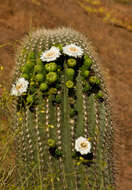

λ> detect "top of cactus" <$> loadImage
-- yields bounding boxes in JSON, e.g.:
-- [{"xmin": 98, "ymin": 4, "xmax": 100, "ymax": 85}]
[{"xmin": 11, "ymin": 27, "xmax": 109, "ymax": 107}]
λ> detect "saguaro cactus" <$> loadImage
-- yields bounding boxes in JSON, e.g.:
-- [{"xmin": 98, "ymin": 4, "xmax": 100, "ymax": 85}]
[{"xmin": 11, "ymin": 27, "xmax": 115, "ymax": 190}]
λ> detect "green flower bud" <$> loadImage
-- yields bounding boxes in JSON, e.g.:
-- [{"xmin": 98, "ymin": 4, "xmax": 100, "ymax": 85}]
[
  {"xmin": 49, "ymin": 88, "xmax": 57, "ymax": 94},
  {"xmin": 22, "ymin": 61, "xmax": 34, "ymax": 73},
  {"xmin": 53, "ymin": 44, "xmax": 63, "ymax": 51},
  {"xmin": 84, "ymin": 54, "xmax": 89, "ymax": 60},
  {"xmin": 30, "ymin": 81, "xmax": 35, "ymax": 86},
  {"xmin": 21, "ymin": 66, "xmax": 29, "ymax": 74},
  {"xmin": 55, "ymin": 148, "xmax": 62, "ymax": 156},
  {"xmin": 45, "ymin": 62, "xmax": 57, "ymax": 72},
  {"xmin": 66, "ymin": 80, "xmax": 74, "ymax": 88},
  {"xmin": 67, "ymin": 58, "xmax": 76, "ymax": 67},
  {"xmin": 70, "ymin": 108, "xmax": 77, "ymax": 117},
  {"xmin": 21, "ymin": 73, "xmax": 29, "ymax": 80},
  {"xmin": 82, "ymin": 70, "xmax": 90, "ymax": 78},
  {"xmin": 65, "ymin": 68, "xmax": 75, "ymax": 80},
  {"xmin": 55, "ymin": 95, "xmax": 62, "ymax": 103},
  {"xmin": 35, "ymin": 73, "xmax": 44, "ymax": 82},
  {"xmin": 89, "ymin": 76, "xmax": 100, "ymax": 85},
  {"xmin": 46, "ymin": 72, "xmax": 57, "ymax": 84},
  {"xmin": 48, "ymin": 139, "xmax": 56, "ymax": 147},
  {"xmin": 26, "ymin": 59, "xmax": 35, "ymax": 66},
  {"xmin": 34, "ymin": 65, "xmax": 44, "ymax": 73},
  {"xmin": 26, "ymin": 95, "xmax": 34, "ymax": 104},
  {"xmin": 28, "ymin": 52, "xmax": 35, "ymax": 60},
  {"xmin": 83, "ymin": 83, "xmax": 91, "ymax": 92},
  {"xmin": 30, "ymin": 86, "xmax": 36, "ymax": 93},
  {"xmin": 83, "ymin": 55, "xmax": 93, "ymax": 69},
  {"xmin": 40, "ymin": 83, "xmax": 48, "ymax": 91},
  {"xmin": 95, "ymin": 90, "xmax": 103, "ymax": 99},
  {"xmin": 36, "ymin": 58, "xmax": 43, "ymax": 65},
  {"xmin": 29, "ymin": 81, "xmax": 37, "ymax": 93}
]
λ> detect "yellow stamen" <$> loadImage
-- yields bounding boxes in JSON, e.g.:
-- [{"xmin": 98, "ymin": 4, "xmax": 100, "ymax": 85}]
[
  {"xmin": 46, "ymin": 52, "xmax": 55, "ymax": 57},
  {"xmin": 69, "ymin": 47, "xmax": 78, "ymax": 52},
  {"xmin": 16, "ymin": 84, "xmax": 22, "ymax": 90},
  {"xmin": 80, "ymin": 142, "xmax": 87, "ymax": 148}
]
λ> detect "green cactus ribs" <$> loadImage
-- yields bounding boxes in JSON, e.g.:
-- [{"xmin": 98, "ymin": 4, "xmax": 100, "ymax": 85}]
[{"xmin": 11, "ymin": 27, "xmax": 115, "ymax": 189}]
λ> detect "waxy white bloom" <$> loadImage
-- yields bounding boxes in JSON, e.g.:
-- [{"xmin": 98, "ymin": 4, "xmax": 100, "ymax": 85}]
[
  {"xmin": 11, "ymin": 77, "xmax": 29, "ymax": 96},
  {"xmin": 75, "ymin": 136, "xmax": 91, "ymax": 155},
  {"xmin": 40, "ymin": 46, "xmax": 61, "ymax": 62},
  {"xmin": 63, "ymin": 44, "xmax": 83, "ymax": 58}
]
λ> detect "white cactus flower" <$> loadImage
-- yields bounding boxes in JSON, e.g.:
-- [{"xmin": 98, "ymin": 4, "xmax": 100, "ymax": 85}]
[
  {"xmin": 40, "ymin": 46, "xmax": 61, "ymax": 62},
  {"xmin": 63, "ymin": 44, "xmax": 83, "ymax": 58},
  {"xmin": 11, "ymin": 77, "xmax": 29, "ymax": 96},
  {"xmin": 75, "ymin": 136, "xmax": 91, "ymax": 155}
]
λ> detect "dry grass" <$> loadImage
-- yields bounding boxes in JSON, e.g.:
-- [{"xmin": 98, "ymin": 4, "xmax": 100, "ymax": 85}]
[{"xmin": 78, "ymin": 0, "xmax": 132, "ymax": 32}]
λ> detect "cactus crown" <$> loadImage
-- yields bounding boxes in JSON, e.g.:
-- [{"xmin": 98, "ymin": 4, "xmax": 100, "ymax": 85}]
[{"xmin": 11, "ymin": 27, "xmax": 115, "ymax": 189}]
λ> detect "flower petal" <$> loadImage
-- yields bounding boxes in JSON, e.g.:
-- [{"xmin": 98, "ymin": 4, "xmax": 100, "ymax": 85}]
[
  {"xmin": 63, "ymin": 44, "xmax": 83, "ymax": 58},
  {"xmin": 40, "ymin": 46, "xmax": 61, "ymax": 62},
  {"xmin": 10, "ymin": 78, "xmax": 29, "ymax": 96},
  {"xmin": 75, "ymin": 136, "xmax": 91, "ymax": 155}
]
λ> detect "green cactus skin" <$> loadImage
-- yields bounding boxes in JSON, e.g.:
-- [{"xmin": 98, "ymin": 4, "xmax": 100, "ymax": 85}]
[{"xmin": 12, "ymin": 27, "xmax": 115, "ymax": 190}]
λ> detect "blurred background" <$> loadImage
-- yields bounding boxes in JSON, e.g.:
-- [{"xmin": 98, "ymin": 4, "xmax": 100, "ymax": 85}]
[{"xmin": 0, "ymin": 0, "xmax": 132, "ymax": 189}]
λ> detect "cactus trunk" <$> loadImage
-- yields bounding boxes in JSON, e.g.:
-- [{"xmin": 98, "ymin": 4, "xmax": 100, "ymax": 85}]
[{"xmin": 11, "ymin": 27, "xmax": 115, "ymax": 190}]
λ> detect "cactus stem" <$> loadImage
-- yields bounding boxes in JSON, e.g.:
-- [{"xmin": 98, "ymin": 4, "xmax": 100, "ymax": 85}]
[
  {"xmin": 35, "ymin": 107, "xmax": 45, "ymax": 165},
  {"xmin": 12, "ymin": 27, "xmax": 115, "ymax": 189},
  {"xmin": 61, "ymin": 61, "xmax": 76, "ymax": 189},
  {"xmin": 25, "ymin": 109, "xmax": 34, "ymax": 161},
  {"xmin": 82, "ymin": 94, "xmax": 88, "ymax": 138}
]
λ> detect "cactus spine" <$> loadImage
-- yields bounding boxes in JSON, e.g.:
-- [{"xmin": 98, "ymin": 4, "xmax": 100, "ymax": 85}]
[{"xmin": 11, "ymin": 27, "xmax": 115, "ymax": 189}]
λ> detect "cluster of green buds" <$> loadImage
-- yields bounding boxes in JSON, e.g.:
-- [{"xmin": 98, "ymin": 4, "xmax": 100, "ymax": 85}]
[
  {"xmin": 48, "ymin": 139, "xmax": 62, "ymax": 158},
  {"xmin": 12, "ymin": 40, "xmax": 104, "ymax": 108},
  {"xmin": 16, "ymin": 53, "xmax": 61, "ymax": 106},
  {"xmin": 79, "ymin": 55, "xmax": 104, "ymax": 100},
  {"xmin": 21, "ymin": 53, "xmax": 35, "ymax": 80}
]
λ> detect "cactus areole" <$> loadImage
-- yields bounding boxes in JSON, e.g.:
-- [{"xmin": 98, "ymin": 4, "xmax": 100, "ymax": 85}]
[{"xmin": 11, "ymin": 28, "xmax": 115, "ymax": 189}]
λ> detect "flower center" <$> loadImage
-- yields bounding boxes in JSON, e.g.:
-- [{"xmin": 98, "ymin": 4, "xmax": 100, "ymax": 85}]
[
  {"xmin": 16, "ymin": 84, "xmax": 22, "ymax": 90},
  {"xmin": 69, "ymin": 47, "xmax": 78, "ymax": 52},
  {"xmin": 80, "ymin": 142, "xmax": 87, "ymax": 148},
  {"xmin": 46, "ymin": 51, "xmax": 55, "ymax": 57}
]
